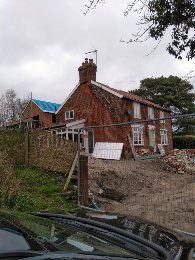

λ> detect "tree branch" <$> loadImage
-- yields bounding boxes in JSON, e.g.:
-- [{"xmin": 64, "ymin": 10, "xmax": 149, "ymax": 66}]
[
  {"xmin": 143, "ymin": 38, "xmax": 162, "ymax": 57},
  {"xmin": 83, "ymin": 0, "xmax": 105, "ymax": 15}
]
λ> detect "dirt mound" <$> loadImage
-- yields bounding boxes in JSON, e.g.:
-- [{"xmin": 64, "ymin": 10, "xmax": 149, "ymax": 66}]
[
  {"xmin": 96, "ymin": 170, "xmax": 127, "ymax": 201},
  {"xmin": 88, "ymin": 157, "xmax": 146, "ymax": 201},
  {"xmin": 88, "ymin": 156, "xmax": 195, "ymax": 232}
]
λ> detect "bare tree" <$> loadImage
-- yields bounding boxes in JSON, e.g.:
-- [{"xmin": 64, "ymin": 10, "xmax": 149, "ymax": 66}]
[{"xmin": 0, "ymin": 89, "xmax": 29, "ymax": 127}]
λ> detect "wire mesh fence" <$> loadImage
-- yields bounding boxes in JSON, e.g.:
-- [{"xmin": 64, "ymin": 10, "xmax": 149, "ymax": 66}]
[{"xmin": 77, "ymin": 115, "xmax": 195, "ymax": 233}]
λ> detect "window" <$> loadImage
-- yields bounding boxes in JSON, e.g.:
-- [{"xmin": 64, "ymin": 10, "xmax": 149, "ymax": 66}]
[
  {"xmin": 33, "ymin": 115, "xmax": 39, "ymax": 121},
  {"xmin": 160, "ymin": 129, "xmax": 168, "ymax": 145},
  {"xmin": 132, "ymin": 125, "xmax": 144, "ymax": 145},
  {"xmin": 148, "ymin": 107, "xmax": 154, "ymax": 119},
  {"xmin": 134, "ymin": 102, "xmax": 141, "ymax": 119},
  {"xmin": 160, "ymin": 111, "xmax": 165, "ymax": 123},
  {"xmin": 58, "ymin": 128, "xmax": 79, "ymax": 143},
  {"xmin": 65, "ymin": 110, "xmax": 74, "ymax": 120}
]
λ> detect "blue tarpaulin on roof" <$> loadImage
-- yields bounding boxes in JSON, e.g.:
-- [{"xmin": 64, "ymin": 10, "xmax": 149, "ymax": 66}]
[{"xmin": 32, "ymin": 99, "xmax": 61, "ymax": 113}]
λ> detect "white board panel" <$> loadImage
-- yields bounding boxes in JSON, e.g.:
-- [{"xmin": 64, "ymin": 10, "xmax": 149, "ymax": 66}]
[{"xmin": 92, "ymin": 142, "xmax": 123, "ymax": 160}]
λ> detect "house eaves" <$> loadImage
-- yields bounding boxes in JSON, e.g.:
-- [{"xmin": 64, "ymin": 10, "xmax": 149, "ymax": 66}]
[
  {"xmin": 91, "ymin": 80, "xmax": 169, "ymax": 111},
  {"xmin": 22, "ymin": 100, "xmax": 31, "ymax": 115},
  {"xmin": 91, "ymin": 81, "xmax": 123, "ymax": 98},
  {"xmin": 55, "ymin": 83, "xmax": 80, "ymax": 114}
]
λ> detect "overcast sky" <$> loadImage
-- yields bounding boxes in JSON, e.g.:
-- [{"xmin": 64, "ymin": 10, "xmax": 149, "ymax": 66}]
[{"xmin": 0, "ymin": 0, "xmax": 194, "ymax": 104}]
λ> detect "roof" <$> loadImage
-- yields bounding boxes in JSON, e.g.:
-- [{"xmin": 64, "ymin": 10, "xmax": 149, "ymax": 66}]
[
  {"xmin": 56, "ymin": 80, "xmax": 168, "ymax": 114},
  {"xmin": 110, "ymin": 88, "xmax": 162, "ymax": 109},
  {"xmin": 92, "ymin": 81, "xmax": 168, "ymax": 110},
  {"xmin": 32, "ymin": 99, "xmax": 61, "ymax": 113}
]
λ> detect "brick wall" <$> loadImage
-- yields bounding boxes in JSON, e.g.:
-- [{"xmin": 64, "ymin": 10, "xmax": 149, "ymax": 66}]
[
  {"xmin": 22, "ymin": 101, "xmax": 54, "ymax": 129},
  {"xmin": 57, "ymin": 84, "xmax": 100, "ymax": 126}
]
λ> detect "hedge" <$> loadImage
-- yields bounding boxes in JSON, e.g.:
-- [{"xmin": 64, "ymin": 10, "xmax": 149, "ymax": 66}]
[
  {"xmin": 173, "ymin": 135, "xmax": 195, "ymax": 149},
  {"xmin": 0, "ymin": 129, "xmax": 25, "ymax": 165}
]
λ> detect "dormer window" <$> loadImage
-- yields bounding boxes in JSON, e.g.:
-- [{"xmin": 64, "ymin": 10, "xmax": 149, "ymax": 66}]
[
  {"xmin": 148, "ymin": 107, "xmax": 154, "ymax": 119},
  {"xmin": 134, "ymin": 102, "xmax": 141, "ymax": 119},
  {"xmin": 160, "ymin": 111, "xmax": 165, "ymax": 123},
  {"xmin": 65, "ymin": 110, "xmax": 74, "ymax": 120}
]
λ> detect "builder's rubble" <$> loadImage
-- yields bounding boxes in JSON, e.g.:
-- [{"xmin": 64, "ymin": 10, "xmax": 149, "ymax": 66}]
[
  {"xmin": 135, "ymin": 148, "xmax": 154, "ymax": 157},
  {"xmin": 161, "ymin": 149, "xmax": 195, "ymax": 175}
]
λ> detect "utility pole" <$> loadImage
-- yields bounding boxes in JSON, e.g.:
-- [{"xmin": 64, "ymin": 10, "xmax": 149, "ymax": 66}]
[{"xmin": 30, "ymin": 92, "xmax": 33, "ymax": 129}]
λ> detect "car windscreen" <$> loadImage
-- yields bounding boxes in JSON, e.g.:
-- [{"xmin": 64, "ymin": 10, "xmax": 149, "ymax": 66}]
[
  {"xmin": 1, "ymin": 212, "xmax": 164, "ymax": 259},
  {"xmin": 50, "ymin": 218, "xmax": 165, "ymax": 259}
]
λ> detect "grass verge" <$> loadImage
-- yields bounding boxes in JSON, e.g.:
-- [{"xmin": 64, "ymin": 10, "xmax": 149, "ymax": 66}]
[{"xmin": 13, "ymin": 166, "xmax": 77, "ymax": 212}]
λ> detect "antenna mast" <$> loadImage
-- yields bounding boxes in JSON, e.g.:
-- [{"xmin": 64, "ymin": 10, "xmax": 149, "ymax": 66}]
[{"xmin": 85, "ymin": 49, "xmax": 98, "ymax": 69}]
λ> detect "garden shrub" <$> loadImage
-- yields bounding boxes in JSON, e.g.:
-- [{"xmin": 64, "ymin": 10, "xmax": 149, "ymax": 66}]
[{"xmin": 173, "ymin": 135, "xmax": 195, "ymax": 149}]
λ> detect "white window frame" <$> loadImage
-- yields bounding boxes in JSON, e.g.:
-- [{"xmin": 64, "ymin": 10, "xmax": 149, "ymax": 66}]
[
  {"xmin": 160, "ymin": 129, "xmax": 168, "ymax": 145},
  {"xmin": 56, "ymin": 128, "xmax": 78, "ymax": 143},
  {"xmin": 160, "ymin": 111, "xmax": 165, "ymax": 123},
  {"xmin": 133, "ymin": 102, "xmax": 141, "ymax": 119},
  {"xmin": 65, "ymin": 110, "xmax": 74, "ymax": 120},
  {"xmin": 148, "ymin": 106, "xmax": 154, "ymax": 119},
  {"xmin": 132, "ymin": 125, "xmax": 144, "ymax": 146}
]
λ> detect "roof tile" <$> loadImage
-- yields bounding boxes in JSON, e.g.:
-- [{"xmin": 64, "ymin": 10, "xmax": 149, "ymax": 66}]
[{"xmin": 96, "ymin": 82, "xmax": 165, "ymax": 110}]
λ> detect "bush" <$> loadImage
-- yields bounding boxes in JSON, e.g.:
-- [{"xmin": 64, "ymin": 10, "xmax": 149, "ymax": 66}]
[
  {"xmin": 173, "ymin": 135, "xmax": 195, "ymax": 149},
  {"xmin": 0, "ymin": 151, "xmax": 21, "ymax": 208}
]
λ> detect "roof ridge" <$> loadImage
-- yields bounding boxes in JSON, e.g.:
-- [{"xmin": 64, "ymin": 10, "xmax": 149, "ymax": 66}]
[
  {"xmin": 93, "ymin": 81, "xmax": 167, "ymax": 110},
  {"xmin": 32, "ymin": 98, "xmax": 61, "ymax": 105},
  {"xmin": 32, "ymin": 99, "xmax": 61, "ymax": 113},
  {"xmin": 96, "ymin": 81, "xmax": 143, "ymax": 99}
]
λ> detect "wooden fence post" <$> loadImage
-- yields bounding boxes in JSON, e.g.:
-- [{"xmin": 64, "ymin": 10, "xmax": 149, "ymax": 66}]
[
  {"xmin": 25, "ymin": 131, "xmax": 29, "ymax": 166},
  {"xmin": 79, "ymin": 155, "xmax": 89, "ymax": 206}
]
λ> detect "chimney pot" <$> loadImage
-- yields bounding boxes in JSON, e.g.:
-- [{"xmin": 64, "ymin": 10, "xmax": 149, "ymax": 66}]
[
  {"xmin": 89, "ymin": 59, "xmax": 93, "ymax": 63},
  {"xmin": 85, "ymin": 58, "xmax": 88, "ymax": 63}
]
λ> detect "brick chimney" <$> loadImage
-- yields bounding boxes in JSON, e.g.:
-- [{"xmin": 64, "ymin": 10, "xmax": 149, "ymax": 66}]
[{"xmin": 78, "ymin": 58, "xmax": 97, "ymax": 84}]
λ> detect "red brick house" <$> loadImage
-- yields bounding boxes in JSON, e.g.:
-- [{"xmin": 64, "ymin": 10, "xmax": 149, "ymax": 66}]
[
  {"xmin": 22, "ymin": 99, "xmax": 60, "ymax": 129},
  {"xmin": 51, "ymin": 58, "xmax": 173, "ymax": 155}
]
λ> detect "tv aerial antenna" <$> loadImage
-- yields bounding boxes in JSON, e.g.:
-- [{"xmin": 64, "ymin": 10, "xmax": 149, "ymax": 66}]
[{"xmin": 85, "ymin": 49, "xmax": 98, "ymax": 69}]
